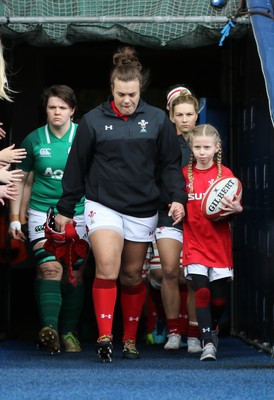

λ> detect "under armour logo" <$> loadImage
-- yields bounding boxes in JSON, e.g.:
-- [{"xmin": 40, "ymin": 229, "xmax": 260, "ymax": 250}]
[
  {"xmin": 105, "ymin": 125, "xmax": 113, "ymax": 130},
  {"xmin": 202, "ymin": 327, "xmax": 211, "ymax": 333},
  {"xmin": 128, "ymin": 317, "xmax": 139, "ymax": 321},
  {"xmin": 100, "ymin": 314, "xmax": 112, "ymax": 319}
]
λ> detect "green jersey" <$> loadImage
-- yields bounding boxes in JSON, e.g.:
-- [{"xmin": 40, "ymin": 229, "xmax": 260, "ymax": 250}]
[{"xmin": 21, "ymin": 122, "xmax": 84, "ymax": 215}]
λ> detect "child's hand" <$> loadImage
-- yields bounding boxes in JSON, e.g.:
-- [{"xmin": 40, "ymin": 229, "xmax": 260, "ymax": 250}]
[
  {"xmin": 0, "ymin": 182, "xmax": 19, "ymax": 205},
  {"xmin": 0, "ymin": 164, "xmax": 24, "ymax": 184},
  {"xmin": 219, "ymin": 195, "xmax": 243, "ymax": 217},
  {"xmin": 168, "ymin": 202, "xmax": 185, "ymax": 225},
  {"xmin": 0, "ymin": 144, "xmax": 27, "ymax": 163}
]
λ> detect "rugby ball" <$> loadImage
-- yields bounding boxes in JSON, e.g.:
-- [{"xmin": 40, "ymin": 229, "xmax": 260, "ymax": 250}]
[{"xmin": 201, "ymin": 177, "xmax": 242, "ymax": 221}]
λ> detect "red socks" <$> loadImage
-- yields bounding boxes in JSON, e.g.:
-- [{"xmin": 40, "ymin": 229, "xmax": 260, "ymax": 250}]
[
  {"xmin": 187, "ymin": 321, "xmax": 200, "ymax": 339},
  {"xmin": 121, "ymin": 281, "xmax": 146, "ymax": 342},
  {"xmin": 92, "ymin": 278, "xmax": 117, "ymax": 338},
  {"xmin": 166, "ymin": 318, "xmax": 181, "ymax": 335}
]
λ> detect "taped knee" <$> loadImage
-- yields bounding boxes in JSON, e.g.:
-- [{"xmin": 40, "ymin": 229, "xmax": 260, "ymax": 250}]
[
  {"xmin": 195, "ymin": 287, "xmax": 210, "ymax": 308},
  {"xmin": 34, "ymin": 247, "xmax": 57, "ymax": 265}
]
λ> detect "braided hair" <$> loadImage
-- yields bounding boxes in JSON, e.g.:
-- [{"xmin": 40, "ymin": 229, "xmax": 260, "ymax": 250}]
[{"xmin": 187, "ymin": 124, "xmax": 222, "ymax": 193}]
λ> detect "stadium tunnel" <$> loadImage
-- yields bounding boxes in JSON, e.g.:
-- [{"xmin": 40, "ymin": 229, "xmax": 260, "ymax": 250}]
[{"xmin": 0, "ymin": 0, "xmax": 274, "ymax": 352}]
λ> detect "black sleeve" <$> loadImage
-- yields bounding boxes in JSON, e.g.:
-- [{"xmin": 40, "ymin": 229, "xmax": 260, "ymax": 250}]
[
  {"xmin": 157, "ymin": 115, "xmax": 188, "ymax": 206},
  {"xmin": 57, "ymin": 117, "xmax": 94, "ymax": 218}
]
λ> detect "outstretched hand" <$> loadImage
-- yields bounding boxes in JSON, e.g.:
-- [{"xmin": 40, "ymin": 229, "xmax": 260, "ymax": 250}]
[
  {"xmin": 0, "ymin": 183, "xmax": 19, "ymax": 205},
  {"xmin": 0, "ymin": 165, "xmax": 24, "ymax": 184},
  {"xmin": 0, "ymin": 144, "xmax": 27, "ymax": 163}
]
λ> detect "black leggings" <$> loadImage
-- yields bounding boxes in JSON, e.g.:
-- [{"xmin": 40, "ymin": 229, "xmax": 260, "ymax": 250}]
[{"xmin": 190, "ymin": 274, "xmax": 227, "ymax": 342}]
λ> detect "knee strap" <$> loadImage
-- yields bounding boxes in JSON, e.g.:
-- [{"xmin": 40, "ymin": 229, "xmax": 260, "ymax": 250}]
[
  {"xmin": 34, "ymin": 248, "xmax": 85, "ymax": 270},
  {"xmin": 34, "ymin": 247, "xmax": 57, "ymax": 265}
]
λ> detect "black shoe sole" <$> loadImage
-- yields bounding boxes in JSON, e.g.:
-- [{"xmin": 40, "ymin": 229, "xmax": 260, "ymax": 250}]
[
  {"xmin": 122, "ymin": 350, "xmax": 140, "ymax": 359},
  {"xmin": 39, "ymin": 326, "xmax": 61, "ymax": 354},
  {"xmin": 97, "ymin": 341, "xmax": 113, "ymax": 362}
]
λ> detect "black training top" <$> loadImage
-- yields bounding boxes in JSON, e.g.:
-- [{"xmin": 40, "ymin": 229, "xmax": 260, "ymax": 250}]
[
  {"xmin": 57, "ymin": 97, "xmax": 188, "ymax": 219},
  {"xmin": 157, "ymin": 133, "xmax": 191, "ymax": 229}
]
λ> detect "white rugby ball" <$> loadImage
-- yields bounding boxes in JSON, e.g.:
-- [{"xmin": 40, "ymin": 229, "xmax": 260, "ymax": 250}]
[{"xmin": 201, "ymin": 176, "xmax": 242, "ymax": 221}]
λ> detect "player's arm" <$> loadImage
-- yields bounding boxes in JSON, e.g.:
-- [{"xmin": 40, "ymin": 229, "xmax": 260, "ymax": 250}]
[
  {"xmin": 9, "ymin": 170, "xmax": 29, "ymax": 242},
  {"xmin": 19, "ymin": 171, "xmax": 34, "ymax": 224}
]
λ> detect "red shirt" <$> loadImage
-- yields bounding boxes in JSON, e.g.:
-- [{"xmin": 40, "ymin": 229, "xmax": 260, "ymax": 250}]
[{"xmin": 182, "ymin": 162, "xmax": 234, "ymax": 268}]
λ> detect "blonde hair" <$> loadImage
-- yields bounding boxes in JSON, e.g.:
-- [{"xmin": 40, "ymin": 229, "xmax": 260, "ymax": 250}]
[
  {"xmin": 170, "ymin": 92, "xmax": 199, "ymax": 119},
  {"xmin": 187, "ymin": 124, "xmax": 222, "ymax": 193},
  {"xmin": 0, "ymin": 40, "xmax": 13, "ymax": 102}
]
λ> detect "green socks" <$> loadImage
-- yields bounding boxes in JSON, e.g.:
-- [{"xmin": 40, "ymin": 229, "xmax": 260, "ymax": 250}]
[
  {"xmin": 35, "ymin": 280, "xmax": 62, "ymax": 331},
  {"xmin": 60, "ymin": 283, "xmax": 84, "ymax": 334}
]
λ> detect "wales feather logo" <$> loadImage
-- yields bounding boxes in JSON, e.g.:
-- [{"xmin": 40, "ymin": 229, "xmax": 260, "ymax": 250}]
[{"xmin": 138, "ymin": 119, "xmax": 148, "ymax": 133}]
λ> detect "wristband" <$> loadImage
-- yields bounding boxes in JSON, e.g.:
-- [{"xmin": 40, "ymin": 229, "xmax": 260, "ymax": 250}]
[
  {"xmin": 20, "ymin": 216, "xmax": 28, "ymax": 224},
  {"xmin": 10, "ymin": 214, "xmax": 20, "ymax": 222},
  {"xmin": 10, "ymin": 221, "xmax": 21, "ymax": 231}
]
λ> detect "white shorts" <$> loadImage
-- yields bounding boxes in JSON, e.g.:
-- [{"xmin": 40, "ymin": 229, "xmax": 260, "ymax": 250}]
[
  {"xmin": 28, "ymin": 208, "xmax": 87, "ymax": 243},
  {"xmin": 184, "ymin": 263, "xmax": 234, "ymax": 282},
  {"xmin": 84, "ymin": 200, "xmax": 157, "ymax": 242},
  {"xmin": 155, "ymin": 226, "xmax": 183, "ymax": 243},
  {"xmin": 149, "ymin": 228, "xmax": 183, "ymax": 271}
]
